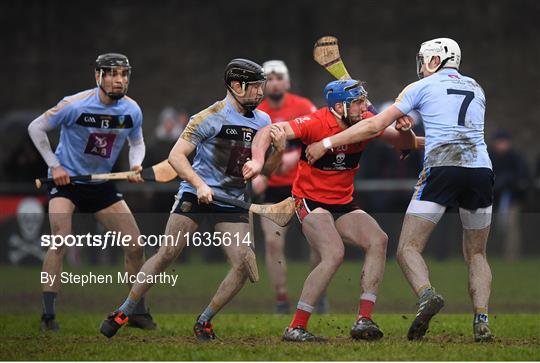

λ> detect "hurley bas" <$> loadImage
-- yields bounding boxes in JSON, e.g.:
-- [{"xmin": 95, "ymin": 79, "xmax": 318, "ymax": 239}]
[{"xmin": 41, "ymin": 271, "xmax": 179, "ymax": 287}]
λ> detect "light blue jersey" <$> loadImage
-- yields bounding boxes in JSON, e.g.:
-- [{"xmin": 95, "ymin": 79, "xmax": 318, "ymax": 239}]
[
  {"xmin": 179, "ymin": 97, "xmax": 271, "ymax": 206},
  {"xmin": 44, "ymin": 88, "xmax": 143, "ymax": 180},
  {"xmin": 394, "ymin": 68, "xmax": 492, "ymax": 169}
]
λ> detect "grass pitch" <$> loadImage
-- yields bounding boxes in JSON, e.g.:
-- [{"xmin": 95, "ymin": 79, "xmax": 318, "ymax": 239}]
[
  {"xmin": 0, "ymin": 259, "xmax": 539, "ymax": 360},
  {"xmin": 0, "ymin": 314, "xmax": 539, "ymax": 360}
]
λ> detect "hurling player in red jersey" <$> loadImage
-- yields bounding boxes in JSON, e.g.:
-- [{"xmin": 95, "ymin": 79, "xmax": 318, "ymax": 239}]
[
  {"xmin": 244, "ymin": 80, "xmax": 424, "ymax": 342},
  {"xmin": 256, "ymin": 60, "xmax": 324, "ymax": 314}
]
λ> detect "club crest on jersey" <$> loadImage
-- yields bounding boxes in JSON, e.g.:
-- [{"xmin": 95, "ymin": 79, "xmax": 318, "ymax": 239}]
[
  {"xmin": 84, "ymin": 133, "xmax": 116, "ymax": 158},
  {"xmin": 332, "ymin": 152, "xmax": 347, "ymax": 169}
]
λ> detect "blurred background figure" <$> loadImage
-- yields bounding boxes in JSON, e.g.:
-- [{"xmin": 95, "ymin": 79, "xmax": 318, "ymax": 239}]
[
  {"xmin": 145, "ymin": 107, "xmax": 189, "ymax": 167},
  {"xmin": 489, "ymin": 129, "xmax": 530, "ymax": 261}
]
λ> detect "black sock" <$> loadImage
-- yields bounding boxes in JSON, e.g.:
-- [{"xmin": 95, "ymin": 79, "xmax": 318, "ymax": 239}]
[
  {"xmin": 133, "ymin": 297, "xmax": 147, "ymax": 314},
  {"xmin": 42, "ymin": 292, "xmax": 57, "ymax": 316}
]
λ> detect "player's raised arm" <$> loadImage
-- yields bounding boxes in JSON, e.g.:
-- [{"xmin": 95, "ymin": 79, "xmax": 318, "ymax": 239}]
[
  {"xmin": 243, "ymin": 122, "xmax": 295, "ymax": 179},
  {"xmin": 305, "ymin": 105, "xmax": 407, "ymax": 164},
  {"xmin": 379, "ymin": 116, "xmax": 425, "ymax": 151},
  {"xmin": 259, "ymin": 124, "xmax": 287, "ymax": 176}
]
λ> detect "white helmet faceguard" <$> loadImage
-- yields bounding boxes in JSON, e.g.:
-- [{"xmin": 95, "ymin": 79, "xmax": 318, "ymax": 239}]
[
  {"xmin": 262, "ymin": 60, "xmax": 289, "ymax": 81},
  {"xmin": 416, "ymin": 38, "xmax": 461, "ymax": 79}
]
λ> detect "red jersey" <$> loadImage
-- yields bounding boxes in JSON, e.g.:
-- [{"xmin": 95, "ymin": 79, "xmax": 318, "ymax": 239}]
[
  {"xmin": 288, "ymin": 108, "xmax": 381, "ymax": 205},
  {"xmin": 257, "ymin": 92, "xmax": 317, "ymax": 187}
]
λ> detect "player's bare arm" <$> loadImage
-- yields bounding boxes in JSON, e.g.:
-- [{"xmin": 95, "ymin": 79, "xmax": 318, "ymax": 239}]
[
  {"xmin": 260, "ymin": 124, "xmax": 286, "ymax": 176},
  {"xmin": 243, "ymin": 122, "xmax": 292, "ymax": 179},
  {"xmin": 305, "ymin": 105, "xmax": 407, "ymax": 164},
  {"xmin": 168, "ymin": 138, "xmax": 213, "ymax": 204},
  {"xmin": 380, "ymin": 120, "xmax": 425, "ymax": 151}
]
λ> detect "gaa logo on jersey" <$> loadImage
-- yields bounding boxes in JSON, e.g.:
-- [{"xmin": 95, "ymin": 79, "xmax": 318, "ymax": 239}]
[{"xmin": 84, "ymin": 133, "xmax": 116, "ymax": 159}]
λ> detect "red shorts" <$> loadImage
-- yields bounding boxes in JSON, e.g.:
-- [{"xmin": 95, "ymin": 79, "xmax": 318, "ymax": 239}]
[{"xmin": 293, "ymin": 195, "xmax": 360, "ymax": 223}]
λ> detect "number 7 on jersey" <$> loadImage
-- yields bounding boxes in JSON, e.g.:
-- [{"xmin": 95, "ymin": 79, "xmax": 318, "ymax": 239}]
[{"xmin": 447, "ymin": 89, "xmax": 474, "ymax": 127}]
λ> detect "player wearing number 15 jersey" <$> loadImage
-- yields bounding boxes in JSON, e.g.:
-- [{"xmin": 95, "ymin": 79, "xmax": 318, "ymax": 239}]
[
  {"xmin": 305, "ymin": 38, "xmax": 494, "ymax": 342},
  {"xmin": 100, "ymin": 58, "xmax": 285, "ymax": 341}
]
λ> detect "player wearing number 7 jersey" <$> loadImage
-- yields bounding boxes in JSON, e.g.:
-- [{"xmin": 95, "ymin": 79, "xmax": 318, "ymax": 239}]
[{"xmin": 305, "ymin": 38, "xmax": 494, "ymax": 342}]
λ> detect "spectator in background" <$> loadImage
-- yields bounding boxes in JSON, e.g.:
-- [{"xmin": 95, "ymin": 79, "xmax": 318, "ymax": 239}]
[
  {"xmin": 489, "ymin": 129, "xmax": 530, "ymax": 261},
  {"xmin": 145, "ymin": 107, "xmax": 189, "ymax": 167}
]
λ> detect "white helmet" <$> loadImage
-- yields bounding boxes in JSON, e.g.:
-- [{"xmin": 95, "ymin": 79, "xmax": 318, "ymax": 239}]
[
  {"xmin": 417, "ymin": 38, "xmax": 461, "ymax": 78},
  {"xmin": 262, "ymin": 60, "xmax": 289, "ymax": 81}
]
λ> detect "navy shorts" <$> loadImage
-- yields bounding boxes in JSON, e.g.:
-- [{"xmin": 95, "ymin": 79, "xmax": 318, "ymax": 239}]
[
  {"xmin": 171, "ymin": 192, "xmax": 248, "ymax": 224},
  {"xmin": 48, "ymin": 181, "xmax": 123, "ymax": 213},
  {"xmin": 412, "ymin": 166, "xmax": 494, "ymax": 210}
]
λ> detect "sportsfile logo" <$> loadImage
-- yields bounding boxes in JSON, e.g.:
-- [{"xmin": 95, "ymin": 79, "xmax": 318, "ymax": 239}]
[{"xmin": 40, "ymin": 231, "xmax": 252, "ymax": 250}]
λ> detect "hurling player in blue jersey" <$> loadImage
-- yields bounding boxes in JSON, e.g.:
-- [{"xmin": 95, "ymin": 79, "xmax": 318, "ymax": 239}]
[
  {"xmin": 100, "ymin": 59, "xmax": 285, "ymax": 340},
  {"xmin": 28, "ymin": 53, "xmax": 155, "ymax": 332},
  {"xmin": 306, "ymin": 38, "xmax": 494, "ymax": 342}
]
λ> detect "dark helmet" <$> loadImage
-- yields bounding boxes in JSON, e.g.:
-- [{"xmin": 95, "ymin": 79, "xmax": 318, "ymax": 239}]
[
  {"xmin": 95, "ymin": 53, "xmax": 131, "ymax": 100},
  {"xmin": 224, "ymin": 58, "xmax": 266, "ymax": 112},
  {"xmin": 224, "ymin": 58, "xmax": 266, "ymax": 85},
  {"xmin": 95, "ymin": 53, "xmax": 131, "ymax": 70}
]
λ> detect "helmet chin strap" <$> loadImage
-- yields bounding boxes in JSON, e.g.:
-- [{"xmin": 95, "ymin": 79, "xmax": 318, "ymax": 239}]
[
  {"xmin": 227, "ymin": 83, "xmax": 259, "ymax": 113},
  {"xmin": 97, "ymin": 69, "xmax": 126, "ymax": 101},
  {"xmin": 330, "ymin": 103, "xmax": 353, "ymax": 127}
]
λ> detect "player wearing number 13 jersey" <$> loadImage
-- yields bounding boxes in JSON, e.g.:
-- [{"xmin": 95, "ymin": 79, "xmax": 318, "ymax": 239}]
[
  {"xmin": 28, "ymin": 53, "xmax": 155, "ymax": 332},
  {"xmin": 42, "ymin": 83, "xmax": 143, "ymax": 178},
  {"xmin": 305, "ymin": 38, "xmax": 494, "ymax": 342}
]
